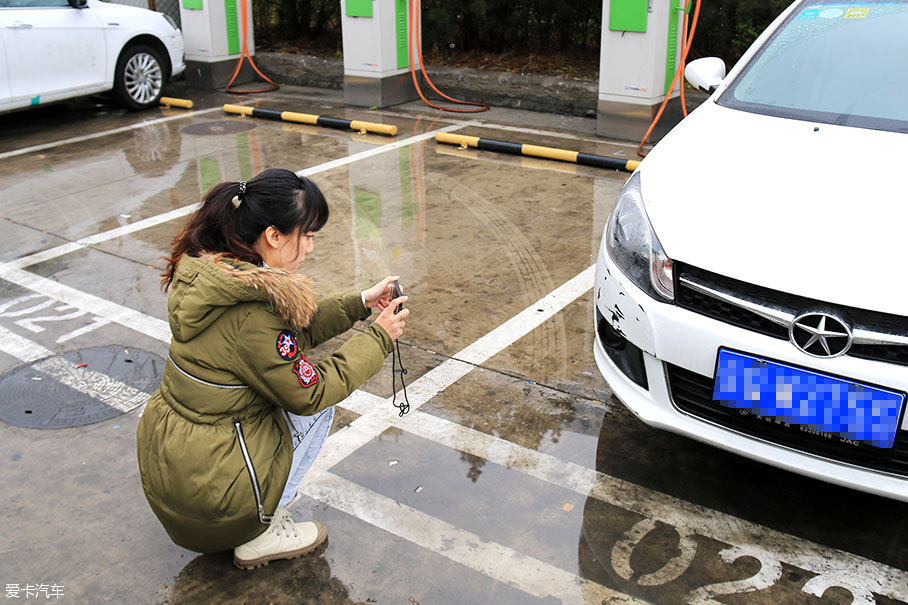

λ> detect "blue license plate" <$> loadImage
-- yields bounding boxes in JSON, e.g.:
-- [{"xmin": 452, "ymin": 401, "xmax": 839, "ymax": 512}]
[{"xmin": 713, "ymin": 348, "xmax": 905, "ymax": 449}]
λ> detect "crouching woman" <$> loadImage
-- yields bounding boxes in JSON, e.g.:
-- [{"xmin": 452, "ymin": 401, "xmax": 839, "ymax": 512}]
[{"xmin": 136, "ymin": 168, "xmax": 408, "ymax": 569}]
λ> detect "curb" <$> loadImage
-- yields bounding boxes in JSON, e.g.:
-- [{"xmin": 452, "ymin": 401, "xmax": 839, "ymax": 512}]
[{"xmin": 254, "ymin": 52, "xmax": 598, "ymax": 117}]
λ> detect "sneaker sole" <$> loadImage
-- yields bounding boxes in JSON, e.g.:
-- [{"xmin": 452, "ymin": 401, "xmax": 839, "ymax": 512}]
[{"xmin": 233, "ymin": 521, "xmax": 328, "ymax": 570}]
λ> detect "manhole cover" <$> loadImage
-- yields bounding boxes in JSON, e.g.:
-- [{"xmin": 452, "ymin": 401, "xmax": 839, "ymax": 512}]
[
  {"xmin": 182, "ymin": 120, "xmax": 257, "ymax": 136},
  {"xmin": 0, "ymin": 346, "xmax": 163, "ymax": 429}
]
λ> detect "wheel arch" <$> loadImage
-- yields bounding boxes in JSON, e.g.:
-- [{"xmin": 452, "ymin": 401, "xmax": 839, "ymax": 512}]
[{"xmin": 116, "ymin": 35, "xmax": 172, "ymax": 82}]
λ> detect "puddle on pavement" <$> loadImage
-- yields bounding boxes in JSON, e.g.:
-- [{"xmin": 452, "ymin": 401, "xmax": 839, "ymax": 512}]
[
  {"xmin": 5, "ymin": 107, "xmax": 625, "ymax": 371},
  {"xmin": 1, "ymin": 116, "xmax": 358, "ymax": 241},
  {"xmin": 331, "ymin": 426, "xmax": 591, "ymax": 574},
  {"xmin": 76, "ymin": 140, "xmax": 624, "ymax": 367},
  {"xmin": 0, "ymin": 98, "xmax": 146, "ymax": 154},
  {"xmin": 162, "ymin": 496, "xmax": 555, "ymax": 605},
  {"xmin": 574, "ymin": 491, "xmax": 857, "ymax": 605},
  {"xmin": 419, "ymin": 363, "xmax": 609, "ymax": 467},
  {"xmin": 331, "ymin": 405, "xmax": 360, "ymax": 434},
  {"xmin": 589, "ymin": 401, "xmax": 908, "ymax": 573},
  {"xmin": 0, "ymin": 86, "xmax": 260, "ymax": 153},
  {"xmin": 160, "ymin": 546, "xmax": 351, "ymax": 605}
]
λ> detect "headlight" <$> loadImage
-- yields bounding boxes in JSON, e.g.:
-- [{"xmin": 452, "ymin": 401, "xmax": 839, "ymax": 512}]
[
  {"xmin": 604, "ymin": 171, "xmax": 674, "ymax": 301},
  {"xmin": 162, "ymin": 13, "xmax": 179, "ymax": 30}
]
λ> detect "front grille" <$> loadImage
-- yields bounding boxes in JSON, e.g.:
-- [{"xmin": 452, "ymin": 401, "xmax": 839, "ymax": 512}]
[
  {"xmin": 850, "ymin": 344, "xmax": 908, "ymax": 366},
  {"xmin": 666, "ymin": 363, "xmax": 908, "ymax": 477},
  {"xmin": 675, "ymin": 280, "xmax": 788, "ymax": 339},
  {"xmin": 675, "ymin": 263, "xmax": 908, "ymax": 366}
]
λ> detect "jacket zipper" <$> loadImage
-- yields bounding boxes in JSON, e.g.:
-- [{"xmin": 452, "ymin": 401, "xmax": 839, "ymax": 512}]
[
  {"xmin": 167, "ymin": 354, "xmax": 249, "ymax": 389},
  {"xmin": 234, "ymin": 421, "xmax": 273, "ymax": 525}
]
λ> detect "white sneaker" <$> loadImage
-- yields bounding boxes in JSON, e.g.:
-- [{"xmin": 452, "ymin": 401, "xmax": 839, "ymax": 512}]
[{"xmin": 233, "ymin": 507, "xmax": 328, "ymax": 570}]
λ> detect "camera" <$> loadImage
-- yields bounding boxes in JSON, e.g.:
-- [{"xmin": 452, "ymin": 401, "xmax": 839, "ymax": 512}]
[{"xmin": 390, "ymin": 280, "xmax": 404, "ymax": 314}]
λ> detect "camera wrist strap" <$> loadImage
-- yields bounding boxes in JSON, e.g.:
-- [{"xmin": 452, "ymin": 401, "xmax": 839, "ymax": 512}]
[{"xmin": 391, "ymin": 340, "xmax": 410, "ymax": 416}]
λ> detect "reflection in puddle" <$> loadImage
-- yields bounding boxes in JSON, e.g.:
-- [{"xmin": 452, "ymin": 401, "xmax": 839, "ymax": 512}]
[
  {"xmin": 576, "ymin": 402, "xmax": 908, "ymax": 603},
  {"xmin": 347, "ymin": 121, "xmax": 430, "ymax": 291},
  {"xmin": 162, "ymin": 545, "xmax": 355, "ymax": 605}
]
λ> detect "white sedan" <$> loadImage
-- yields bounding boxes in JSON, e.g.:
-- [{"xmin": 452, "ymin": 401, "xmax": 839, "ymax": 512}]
[
  {"xmin": 595, "ymin": 0, "xmax": 908, "ymax": 501},
  {"xmin": 0, "ymin": 0, "xmax": 184, "ymax": 112}
]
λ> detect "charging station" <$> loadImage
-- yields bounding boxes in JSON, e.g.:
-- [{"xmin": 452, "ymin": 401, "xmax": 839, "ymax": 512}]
[
  {"xmin": 179, "ymin": 0, "xmax": 256, "ymax": 88},
  {"xmin": 598, "ymin": 0, "xmax": 687, "ymax": 141},
  {"xmin": 340, "ymin": 0, "xmax": 420, "ymax": 108}
]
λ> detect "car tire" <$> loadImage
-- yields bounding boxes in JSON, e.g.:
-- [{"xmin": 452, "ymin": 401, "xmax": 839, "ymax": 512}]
[{"xmin": 114, "ymin": 44, "xmax": 165, "ymax": 110}]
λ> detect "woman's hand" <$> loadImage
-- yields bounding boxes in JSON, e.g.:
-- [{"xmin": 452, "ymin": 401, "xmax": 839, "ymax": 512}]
[
  {"xmin": 362, "ymin": 275, "xmax": 400, "ymax": 310},
  {"xmin": 374, "ymin": 296, "xmax": 409, "ymax": 341}
]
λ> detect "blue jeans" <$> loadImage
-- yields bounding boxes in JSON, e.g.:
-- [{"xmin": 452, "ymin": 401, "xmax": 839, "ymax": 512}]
[{"xmin": 278, "ymin": 406, "xmax": 334, "ymax": 508}]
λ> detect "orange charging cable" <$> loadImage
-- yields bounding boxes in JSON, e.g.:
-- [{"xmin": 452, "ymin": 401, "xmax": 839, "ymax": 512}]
[
  {"xmin": 225, "ymin": 0, "xmax": 279, "ymax": 94},
  {"xmin": 637, "ymin": 0, "xmax": 700, "ymax": 157},
  {"xmin": 408, "ymin": 0, "xmax": 489, "ymax": 113}
]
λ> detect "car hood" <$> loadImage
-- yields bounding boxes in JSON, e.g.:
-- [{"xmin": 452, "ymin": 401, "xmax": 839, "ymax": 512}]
[
  {"xmin": 89, "ymin": 0, "xmax": 173, "ymax": 26},
  {"xmin": 641, "ymin": 101, "xmax": 908, "ymax": 317}
]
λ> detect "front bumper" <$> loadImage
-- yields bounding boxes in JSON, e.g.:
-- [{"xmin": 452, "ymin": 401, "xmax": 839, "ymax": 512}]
[{"xmin": 593, "ymin": 243, "xmax": 908, "ymax": 502}]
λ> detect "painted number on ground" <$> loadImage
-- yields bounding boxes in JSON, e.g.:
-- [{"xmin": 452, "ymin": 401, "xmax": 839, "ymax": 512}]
[{"xmin": 0, "ymin": 294, "xmax": 110, "ymax": 343}]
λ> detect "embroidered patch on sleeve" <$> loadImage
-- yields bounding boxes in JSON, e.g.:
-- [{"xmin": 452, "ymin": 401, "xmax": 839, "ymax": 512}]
[
  {"xmin": 292, "ymin": 355, "xmax": 319, "ymax": 388},
  {"xmin": 276, "ymin": 330, "xmax": 299, "ymax": 361}
]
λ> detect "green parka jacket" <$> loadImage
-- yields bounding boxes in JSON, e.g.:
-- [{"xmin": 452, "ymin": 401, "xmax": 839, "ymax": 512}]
[{"xmin": 136, "ymin": 254, "xmax": 393, "ymax": 553}]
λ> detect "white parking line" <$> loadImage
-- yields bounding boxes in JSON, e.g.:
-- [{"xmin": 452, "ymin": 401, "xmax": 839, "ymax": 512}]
[
  {"xmin": 0, "ymin": 107, "xmax": 223, "ymax": 160},
  {"xmin": 0, "ymin": 325, "xmax": 149, "ymax": 414}
]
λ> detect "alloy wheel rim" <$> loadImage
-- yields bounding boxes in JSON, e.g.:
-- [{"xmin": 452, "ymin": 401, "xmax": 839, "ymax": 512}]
[{"xmin": 124, "ymin": 53, "xmax": 163, "ymax": 104}]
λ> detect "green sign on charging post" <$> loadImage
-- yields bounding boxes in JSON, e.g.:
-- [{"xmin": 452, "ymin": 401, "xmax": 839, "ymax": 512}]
[
  {"xmin": 346, "ymin": 0, "xmax": 373, "ymax": 18},
  {"xmin": 609, "ymin": 0, "xmax": 648, "ymax": 32}
]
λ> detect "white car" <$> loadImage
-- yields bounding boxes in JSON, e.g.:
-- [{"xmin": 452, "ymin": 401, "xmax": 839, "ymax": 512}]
[
  {"xmin": 594, "ymin": 0, "xmax": 908, "ymax": 501},
  {"xmin": 0, "ymin": 0, "xmax": 184, "ymax": 113}
]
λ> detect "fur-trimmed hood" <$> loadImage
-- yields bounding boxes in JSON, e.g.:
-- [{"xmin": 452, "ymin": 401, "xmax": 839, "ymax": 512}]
[{"xmin": 168, "ymin": 254, "xmax": 318, "ymax": 342}]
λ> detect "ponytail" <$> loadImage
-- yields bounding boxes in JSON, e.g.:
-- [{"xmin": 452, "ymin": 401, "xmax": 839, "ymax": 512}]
[{"xmin": 161, "ymin": 169, "xmax": 329, "ymax": 290}]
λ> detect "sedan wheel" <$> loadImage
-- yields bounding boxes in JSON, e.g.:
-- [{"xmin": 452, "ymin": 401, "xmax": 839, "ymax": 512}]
[{"xmin": 115, "ymin": 45, "xmax": 165, "ymax": 110}]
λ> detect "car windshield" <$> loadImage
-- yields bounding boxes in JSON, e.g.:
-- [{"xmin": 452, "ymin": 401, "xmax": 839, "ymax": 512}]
[{"xmin": 718, "ymin": 0, "xmax": 908, "ymax": 132}]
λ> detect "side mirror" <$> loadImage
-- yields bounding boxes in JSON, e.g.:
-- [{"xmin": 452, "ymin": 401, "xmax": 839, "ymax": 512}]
[
  {"xmin": 68, "ymin": 0, "xmax": 88, "ymax": 8},
  {"xmin": 685, "ymin": 57, "xmax": 726, "ymax": 94}
]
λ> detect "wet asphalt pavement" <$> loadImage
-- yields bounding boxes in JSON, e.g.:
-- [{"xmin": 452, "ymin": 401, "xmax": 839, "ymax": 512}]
[{"xmin": 0, "ymin": 83, "xmax": 906, "ymax": 605}]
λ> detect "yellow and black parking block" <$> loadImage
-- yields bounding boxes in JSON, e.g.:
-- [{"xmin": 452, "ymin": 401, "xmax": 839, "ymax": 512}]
[
  {"xmin": 223, "ymin": 104, "xmax": 398, "ymax": 136},
  {"xmin": 435, "ymin": 132, "xmax": 640, "ymax": 172}
]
